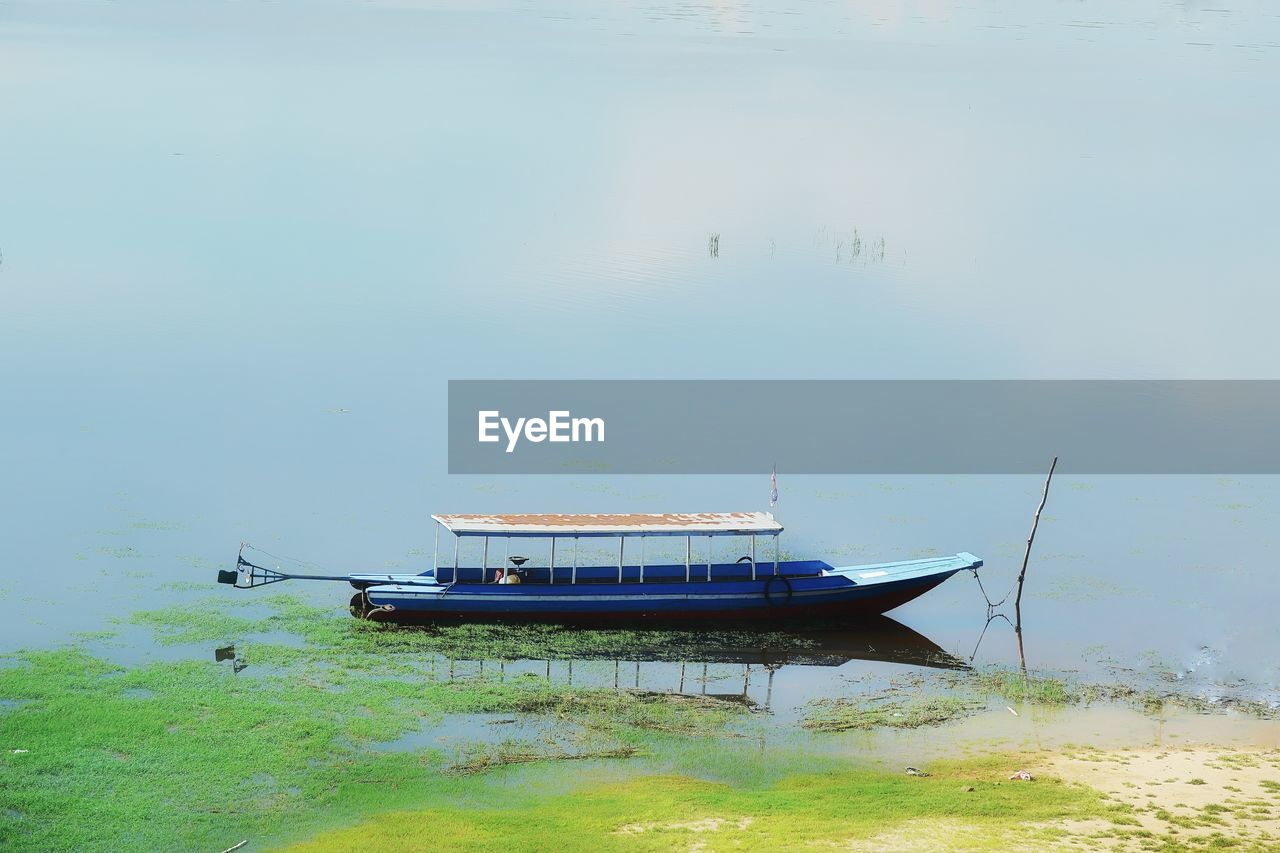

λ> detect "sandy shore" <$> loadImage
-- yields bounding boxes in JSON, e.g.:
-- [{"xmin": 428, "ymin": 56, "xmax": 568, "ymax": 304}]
[{"xmin": 1045, "ymin": 745, "xmax": 1280, "ymax": 849}]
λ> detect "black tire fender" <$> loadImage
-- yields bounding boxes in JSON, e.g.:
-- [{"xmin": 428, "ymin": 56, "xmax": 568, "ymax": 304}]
[{"xmin": 763, "ymin": 574, "xmax": 793, "ymax": 607}]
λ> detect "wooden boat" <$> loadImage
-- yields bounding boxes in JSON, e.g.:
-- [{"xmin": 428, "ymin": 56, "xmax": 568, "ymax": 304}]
[{"xmin": 219, "ymin": 512, "xmax": 980, "ymax": 624}]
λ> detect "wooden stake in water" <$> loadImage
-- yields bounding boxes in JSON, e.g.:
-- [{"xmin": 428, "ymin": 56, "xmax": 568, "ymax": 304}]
[{"xmin": 1014, "ymin": 455, "xmax": 1057, "ymax": 670}]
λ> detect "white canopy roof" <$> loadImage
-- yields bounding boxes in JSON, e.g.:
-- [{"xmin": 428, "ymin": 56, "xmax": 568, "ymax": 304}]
[{"xmin": 431, "ymin": 512, "xmax": 782, "ymax": 538}]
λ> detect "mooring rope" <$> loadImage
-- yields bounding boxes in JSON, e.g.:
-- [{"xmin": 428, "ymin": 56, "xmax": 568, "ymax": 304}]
[
  {"xmin": 971, "ymin": 566, "xmax": 1014, "ymax": 611},
  {"xmin": 241, "ymin": 543, "xmax": 333, "ymax": 573},
  {"xmin": 968, "ymin": 610, "xmax": 1015, "ymax": 661}
]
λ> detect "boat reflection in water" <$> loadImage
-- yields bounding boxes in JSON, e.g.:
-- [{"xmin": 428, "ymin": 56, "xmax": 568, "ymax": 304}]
[
  {"xmin": 512, "ymin": 615, "xmax": 967, "ymax": 670},
  {"xmin": 215, "ymin": 617, "xmax": 966, "ymax": 712},
  {"xmin": 516, "ymin": 616, "xmax": 971, "ymax": 711},
  {"xmin": 243, "ymin": 617, "xmax": 971, "ymax": 715}
]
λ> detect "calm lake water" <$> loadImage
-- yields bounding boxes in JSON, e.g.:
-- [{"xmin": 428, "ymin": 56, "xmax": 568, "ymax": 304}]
[{"xmin": 2, "ymin": 0, "xmax": 1279, "ymax": 716}]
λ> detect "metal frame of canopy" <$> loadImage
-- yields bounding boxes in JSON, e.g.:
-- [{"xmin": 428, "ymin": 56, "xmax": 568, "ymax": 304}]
[{"xmin": 431, "ymin": 512, "xmax": 784, "ymax": 584}]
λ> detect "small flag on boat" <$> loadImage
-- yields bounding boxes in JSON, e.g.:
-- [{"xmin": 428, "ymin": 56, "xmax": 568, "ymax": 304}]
[{"xmin": 770, "ymin": 465, "xmax": 778, "ymax": 507}]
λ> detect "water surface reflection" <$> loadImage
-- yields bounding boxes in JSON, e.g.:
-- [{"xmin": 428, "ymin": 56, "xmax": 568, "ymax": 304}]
[{"xmin": 213, "ymin": 615, "xmax": 969, "ymax": 714}]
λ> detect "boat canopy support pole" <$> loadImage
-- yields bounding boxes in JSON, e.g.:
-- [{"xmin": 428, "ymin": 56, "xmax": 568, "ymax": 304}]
[
  {"xmin": 618, "ymin": 537, "xmax": 624, "ymax": 584},
  {"xmin": 433, "ymin": 522, "xmax": 439, "ymax": 573},
  {"xmin": 750, "ymin": 535, "xmax": 757, "ymax": 581},
  {"xmin": 453, "ymin": 535, "xmax": 460, "ymax": 584},
  {"xmin": 482, "ymin": 537, "xmax": 489, "ymax": 584},
  {"xmin": 684, "ymin": 536, "xmax": 691, "ymax": 583},
  {"xmin": 572, "ymin": 537, "xmax": 578, "ymax": 585},
  {"xmin": 773, "ymin": 533, "xmax": 779, "ymax": 576},
  {"xmin": 639, "ymin": 536, "xmax": 645, "ymax": 584},
  {"xmin": 707, "ymin": 535, "xmax": 712, "ymax": 582},
  {"xmin": 550, "ymin": 537, "xmax": 556, "ymax": 585}
]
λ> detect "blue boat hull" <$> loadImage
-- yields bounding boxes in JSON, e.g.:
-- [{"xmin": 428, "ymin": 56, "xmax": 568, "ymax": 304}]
[{"xmin": 359, "ymin": 554, "xmax": 981, "ymax": 625}]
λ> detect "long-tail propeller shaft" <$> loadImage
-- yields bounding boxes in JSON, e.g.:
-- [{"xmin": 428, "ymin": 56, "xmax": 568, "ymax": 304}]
[
  {"xmin": 218, "ymin": 546, "xmax": 369, "ymax": 588},
  {"xmin": 218, "ymin": 554, "xmax": 291, "ymax": 588}
]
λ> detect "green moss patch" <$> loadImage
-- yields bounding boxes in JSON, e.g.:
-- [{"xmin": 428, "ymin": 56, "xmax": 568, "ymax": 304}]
[
  {"xmin": 127, "ymin": 594, "xmax": 821, "ymax": 665},
  {"xmin": 285, "ymin": 760, "xmax": 1113, "ymax": 852},
  {"xmin": 967, "ymin": 669, "xmax": 1076, "ymax": 704},
  {"xmin": 0, "ymin": 597, "xmax": 755, "ymax": 851},
  {"xmin": 803, "ymin": 695, "xmax": 982, "ymax": 731}
]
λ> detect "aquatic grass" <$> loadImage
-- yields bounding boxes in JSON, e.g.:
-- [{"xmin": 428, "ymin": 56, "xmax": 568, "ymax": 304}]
[
  {"xmin": 449, "ymin": 740, "xmax": 639, "ymax": 775},
  {"xmin": 967, "ymin": 667, "xmax": 1077, "ymax": 704},
  {"xmin": 959, "ymin": 668, "xmax": 1280, "ymax": 721},
  {"xmin": 0, "ymin": 630, "xmax": 750, "ymax": 849},
  {"xmin": 128, "ymin": 594, "xmax": 819, "ymax": 664},
  {"xmin": 567, "ymin": 690, "xmax": 744, "ymax": 736},
  {"xmin": 128, "ymin": 604, "xmax": 265, "ymax": 644},
  {"xmin": 128, "ymin": 518, "xmax": 183, "ymax": 531},
  {"xmin": 69, "ymin": 628, "xmax": 117, "ymax": 642},
  {"xmin": 802, "ymin": 694, "xmax": 983, "ymax": 731},
  {"xmin": 284, "ymin": 758, "xmax": 1115, "ymax": 852},
  {"xmin": 98, "ymin": 545, "xmax": 144, "ymax": 559},
  {"xmin": 0, "ymin": 648, "xmax": 436, "ymax": 847},
  {"xmin": 805, "ymin": 660, "xmax": 1280, "ymax": 737}
]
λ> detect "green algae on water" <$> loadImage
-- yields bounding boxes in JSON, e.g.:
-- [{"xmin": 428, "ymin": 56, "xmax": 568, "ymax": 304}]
[
  {"xmin": 966, "ymin": 667, "xmax": 1077, "ymax": 704},
  {"xmin": 1, "ymin": 596, "xmax": 765, "ymax": 850},
  {"xmin": 127, "ymin": 594, "xmax": 818, "ymax": 663},
  {"xmin": 284, "ymin": 760, "xmax": 1115, "ymax": 852},
  {"xmin": 803, "ymin": 695, "xmax": 983, "ymax": 731}
]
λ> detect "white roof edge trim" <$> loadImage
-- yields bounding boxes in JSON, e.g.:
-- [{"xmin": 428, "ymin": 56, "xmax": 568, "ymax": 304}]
[{"xmin": 431, "ymin": 512, "xmax": 783, "ymax": 537}]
